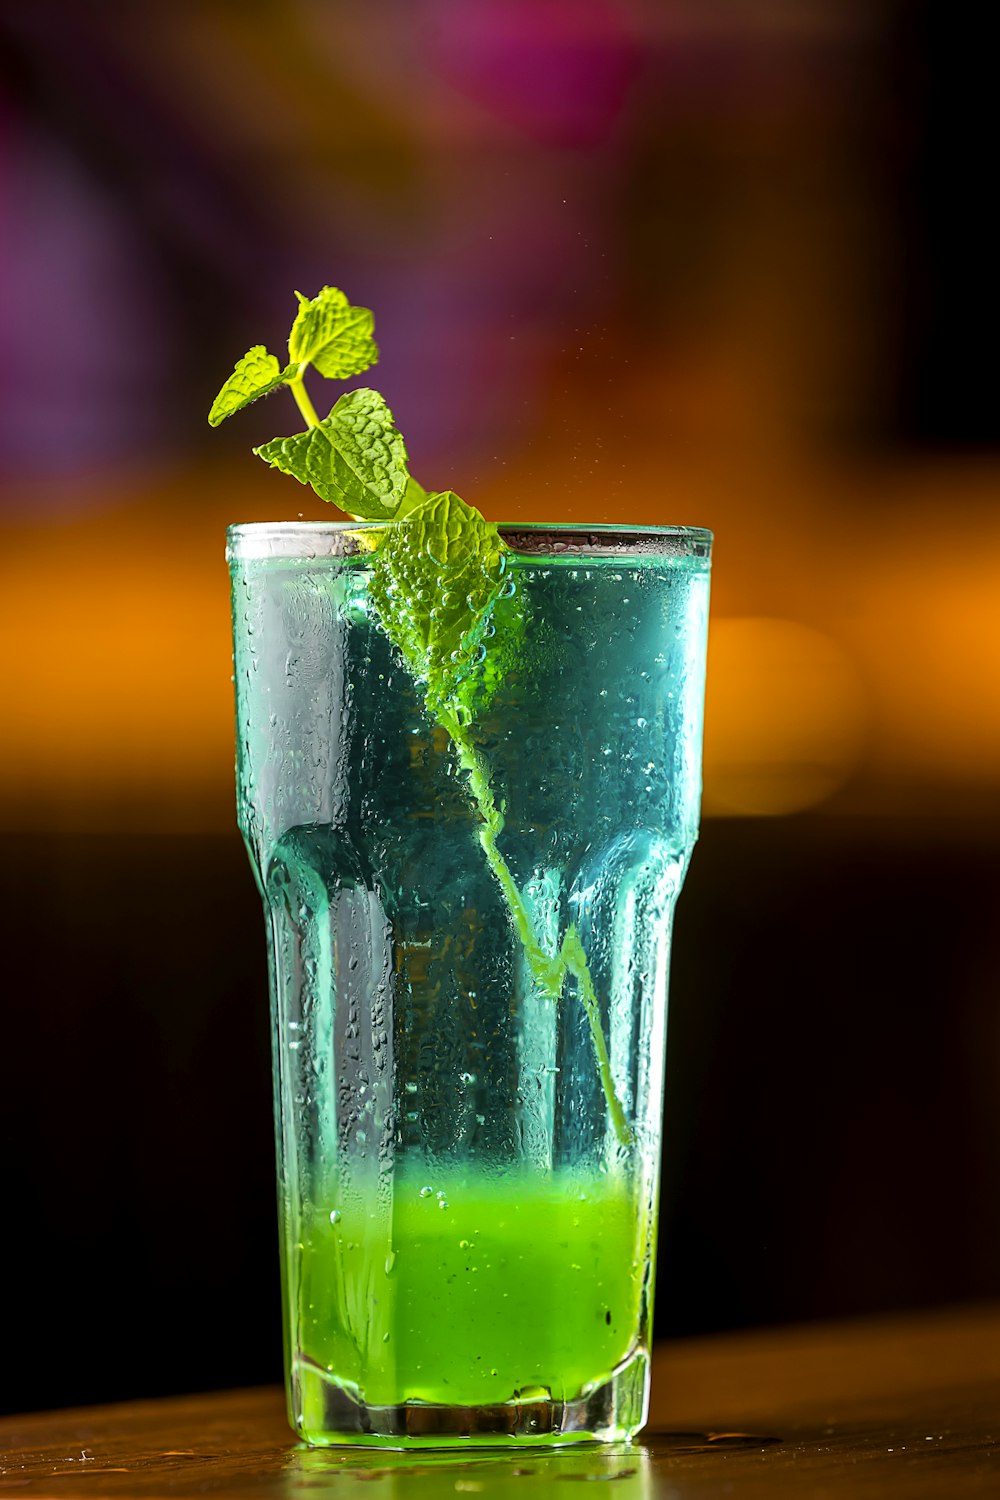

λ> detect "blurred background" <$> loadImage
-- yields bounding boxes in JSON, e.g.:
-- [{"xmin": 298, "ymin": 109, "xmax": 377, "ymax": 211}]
[{"xmin": 1, "ymin": 0, "xmax": 998, "ymax": 1416}]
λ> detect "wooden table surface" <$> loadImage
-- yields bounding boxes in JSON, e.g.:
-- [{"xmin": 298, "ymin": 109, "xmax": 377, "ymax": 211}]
[{"xmin": 3, "ymin": 1304, "xmax": 999, "ymax": 1497}]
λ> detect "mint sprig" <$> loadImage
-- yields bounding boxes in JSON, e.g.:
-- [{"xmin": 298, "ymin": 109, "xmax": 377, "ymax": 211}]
[
  {"xmin": 213, "ymin": 286, "xmax": 633, "ymax": 1148},
  {"xmin": 206, "ymin": 286, "xmax": 377, "ymax": 435}
]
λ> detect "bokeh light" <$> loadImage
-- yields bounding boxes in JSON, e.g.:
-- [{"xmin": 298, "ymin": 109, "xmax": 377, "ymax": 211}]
[{"xmin": 703, "ymin": 617, "xmax": 866, "ymax": 816}]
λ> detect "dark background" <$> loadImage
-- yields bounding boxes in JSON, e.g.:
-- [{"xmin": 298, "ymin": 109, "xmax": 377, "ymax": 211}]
[{"xmin": 1, "ymin": 1, "xmax": 998, "ymax": 1416}]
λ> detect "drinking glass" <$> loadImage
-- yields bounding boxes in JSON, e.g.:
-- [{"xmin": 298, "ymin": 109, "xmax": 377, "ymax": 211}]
[{"xmin": 227, "ymin": 522, "xmax": 712, "ymax": 1447}]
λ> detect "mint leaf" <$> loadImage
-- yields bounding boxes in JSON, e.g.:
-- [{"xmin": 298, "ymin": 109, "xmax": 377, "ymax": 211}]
[
  {"xmin": 397, "ymin": 473, "xmax": 429, "ymax": 518},
  {"xmin": 253, "ymin": 388, "xmax": 409, "ymax": 519},
  {"xmin": 208, "ymin": 346, "xmax": 293, "ymax": 427},
  {"xmin": 368, "ymin": 490, "xmax": 508, "ymax": 721},
  {"xmin": 288, "ymin": 287, "xmax": 378, "ymax": 380},
  {"xmin": 456, "ymin": 587, "xmax": 526, "ymax": 721}
]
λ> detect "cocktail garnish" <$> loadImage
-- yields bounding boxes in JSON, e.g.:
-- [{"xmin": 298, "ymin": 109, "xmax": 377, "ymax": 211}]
[{"xmin": 211, "ymin": 287, "xmax": 632, "ymax": 1146}]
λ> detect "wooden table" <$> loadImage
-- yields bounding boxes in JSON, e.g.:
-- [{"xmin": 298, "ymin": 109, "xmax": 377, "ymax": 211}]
[{"xmin": 3, "ymin": 1305, "xmax": 999, "ymax": 1496}]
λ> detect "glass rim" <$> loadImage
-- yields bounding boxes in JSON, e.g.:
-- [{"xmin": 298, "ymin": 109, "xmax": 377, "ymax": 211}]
[{"xmin": 227, "ymin": 520, "xmax": 713, "ymax": 562}]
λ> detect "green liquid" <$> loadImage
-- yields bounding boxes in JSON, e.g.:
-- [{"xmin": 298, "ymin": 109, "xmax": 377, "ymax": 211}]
[{"xmin": 294, "ymin": 1170, "xmax": 644, "ymax": 1418}]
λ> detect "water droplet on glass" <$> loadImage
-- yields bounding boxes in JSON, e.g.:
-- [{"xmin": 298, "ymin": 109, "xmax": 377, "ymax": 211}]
[
  {"xmin": 329, "ymin": 1209, "xmax": 341, "ymax": 1225},
  {"xmin": 419, "ymin": 1185, "xmax": 434, "ymax": 1199}
]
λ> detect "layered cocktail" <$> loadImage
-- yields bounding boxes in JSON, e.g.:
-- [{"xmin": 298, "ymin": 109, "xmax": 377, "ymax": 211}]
[{"xmin": 217, "ymin": 290, "xmax": 711, "ymax": 1445}]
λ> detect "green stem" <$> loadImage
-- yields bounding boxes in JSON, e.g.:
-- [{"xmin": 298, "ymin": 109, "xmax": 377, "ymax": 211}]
[
  {"xmin": 289, "ymin": 366, "xmax": 321, "ymax": 429},
  {"xmin": 444, "ymin": 714, "xmax": 634, "ymax": 1149},
  {"xmin": 559, "ymin": 926, "xmax": 633, "ymax": 1149}
]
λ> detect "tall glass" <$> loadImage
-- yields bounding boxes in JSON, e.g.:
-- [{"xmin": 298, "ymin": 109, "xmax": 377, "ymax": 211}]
[{"xmin": 228, "ymin": 522, "xmax": 712, "ymax": 1448}]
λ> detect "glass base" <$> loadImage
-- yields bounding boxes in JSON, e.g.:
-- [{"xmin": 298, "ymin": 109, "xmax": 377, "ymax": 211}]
[{"xmin": 291, "ymin": 1347, "xmax": 650, "ymax": 1449}]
